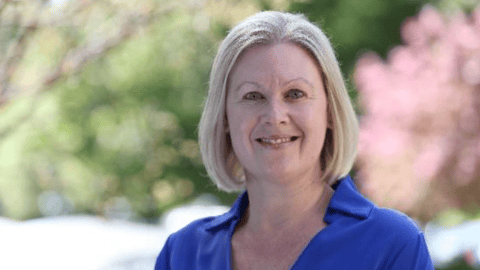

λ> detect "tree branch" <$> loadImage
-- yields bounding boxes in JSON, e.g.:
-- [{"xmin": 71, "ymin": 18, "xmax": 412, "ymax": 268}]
[
  {"xmin": 0, "ymin": 11, "xmax": 38, "ymax": 106},
  {"xmin": 0, "ymin": 0, "xmax": 181, "ymax": 140},
  {"xmin": 43, "ymin": 5, "xmax": 177, "ymax": 86}
]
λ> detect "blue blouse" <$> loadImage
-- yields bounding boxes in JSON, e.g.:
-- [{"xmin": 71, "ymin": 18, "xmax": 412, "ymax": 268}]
[{"xmin": 155, "ymin": 176, "xmax": 434, "ymax": 269}]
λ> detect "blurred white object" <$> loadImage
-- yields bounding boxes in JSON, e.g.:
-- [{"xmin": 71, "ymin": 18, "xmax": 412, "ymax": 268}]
[
  {"xmin": 424, "ymin": 219, "xmax": 480, "ymax": 268},
  {"xmin": 0, "ymin": 196, "xmax": 229, "ymax": 270}
]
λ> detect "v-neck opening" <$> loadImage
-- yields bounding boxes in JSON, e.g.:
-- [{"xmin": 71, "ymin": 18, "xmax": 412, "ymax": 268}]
[
  {"xmin": 228, "ymin": 221, "xmax": 333, "ymax": 270},
  {"xmin": 228, "ymin": 183, "xmax": 335, "ymax": 270}
]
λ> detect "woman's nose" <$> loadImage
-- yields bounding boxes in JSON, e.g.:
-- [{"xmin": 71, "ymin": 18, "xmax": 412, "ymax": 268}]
[{"xmin": 262, "ymin": 100, "xmax": 289, "ymax": 126}]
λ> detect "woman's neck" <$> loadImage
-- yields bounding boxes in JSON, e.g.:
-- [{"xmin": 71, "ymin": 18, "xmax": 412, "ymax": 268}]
[{"xmin": 241, "ymin": 170, "xmax": 334, "ymax": 235}]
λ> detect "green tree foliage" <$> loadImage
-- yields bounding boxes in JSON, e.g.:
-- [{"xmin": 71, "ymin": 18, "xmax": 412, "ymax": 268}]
[{"xmin": 0, "ymin": 0, "xmax": 258, "ymax": 220}]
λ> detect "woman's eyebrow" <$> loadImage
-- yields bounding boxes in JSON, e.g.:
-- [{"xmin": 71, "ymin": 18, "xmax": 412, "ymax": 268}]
[
  {"xmin": 234, "ymin": 77, "xmax": 314, "ymax": 92},
  {"xmin": 283, "ymin": 77, "xmax": 315, "ymax": 88},
  {"xmin": 235, "ymin": 81, "xmax": 261, "ymax": 92}
]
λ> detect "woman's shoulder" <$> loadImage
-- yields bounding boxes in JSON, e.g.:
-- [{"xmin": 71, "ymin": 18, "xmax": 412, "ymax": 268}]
[
  {"xmin": 165, "ymin": 193, "xmax": 246, "ymax": 249},
  {"xmin": 368, "ymin": 206, "xmax": 424, "ymax": 238},
  {"xmin": 330, "ymin": 176, "xmax": 423, "ymax": 239},
  {"xmin": 156, "ymin": 209, "xmax": 237, "ymax": 270},
  {"xmin": 364, "ymin": 207, "xmax": 434, "ymax": 268}
]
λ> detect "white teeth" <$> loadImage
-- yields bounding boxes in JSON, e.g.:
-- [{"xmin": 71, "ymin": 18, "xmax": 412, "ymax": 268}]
[{"xmin": 260, "ymin": 137, "xmax": 292, "ymax": 144}]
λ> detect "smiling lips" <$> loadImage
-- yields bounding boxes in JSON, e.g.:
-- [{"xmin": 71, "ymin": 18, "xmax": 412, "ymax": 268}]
[{"xmin": 256, "ymin": 136, "xmax": 299, "ymax": 145}]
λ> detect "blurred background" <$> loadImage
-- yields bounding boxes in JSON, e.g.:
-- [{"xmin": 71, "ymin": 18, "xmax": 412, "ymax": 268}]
[{"xmin": 1, "ymin": 0, "xmax": 480, "ymax": 269}]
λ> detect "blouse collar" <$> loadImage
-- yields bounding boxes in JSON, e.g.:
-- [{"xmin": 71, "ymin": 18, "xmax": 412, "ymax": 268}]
[{"xmin": 204, "ymin": 175, "xmax": 374, "ymax": 232}]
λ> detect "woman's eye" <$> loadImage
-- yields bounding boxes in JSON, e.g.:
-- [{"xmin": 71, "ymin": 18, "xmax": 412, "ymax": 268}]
[
  {"xmin": 244, "ymin": 92, "xmax": 263, "ymax": 100},
  {"xmin": 286, "ymin": 89, "xmax": 305, "ymax": 99}
]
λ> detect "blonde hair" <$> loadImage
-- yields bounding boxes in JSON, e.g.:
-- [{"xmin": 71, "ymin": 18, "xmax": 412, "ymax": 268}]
[{"xmin": 198, "ymin": 11, "xmax": 358, "ymax": 191}]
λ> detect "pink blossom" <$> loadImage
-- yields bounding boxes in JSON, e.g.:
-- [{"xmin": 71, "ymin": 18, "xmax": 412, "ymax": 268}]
[
  {"xmin": 413, "ymin": 137, "xmax": 448, "ymax": 183},
  {"xmin": 401, "ymin": 17, "xmax": 427, "ymax": 48},
  {"xmin": 461, "ymin": 56, "xmax": 480, "ymax": 85},
  {"xmin": 355, "ymin": 5, "xmax": 480, "ymax": 221},
  {"xmin": 418, "ymin": 5, "xmax": 445, "ymax": 37}
]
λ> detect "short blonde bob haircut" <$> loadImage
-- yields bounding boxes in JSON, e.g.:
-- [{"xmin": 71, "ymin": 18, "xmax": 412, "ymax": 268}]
[{"xmin": 199, "ymin": 11, "xmax": 358, "ymax": 191}]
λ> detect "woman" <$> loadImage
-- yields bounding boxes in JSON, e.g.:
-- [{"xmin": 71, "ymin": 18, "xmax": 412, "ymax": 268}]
[{"xmin": 155, "ymin": 11, "xmax": 434, "ymax": 269}]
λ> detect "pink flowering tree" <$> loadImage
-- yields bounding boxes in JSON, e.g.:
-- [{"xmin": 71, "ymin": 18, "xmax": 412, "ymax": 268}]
[{"xmin": 355, "ymin": 5, "xmax": 480, "ymax": 223}]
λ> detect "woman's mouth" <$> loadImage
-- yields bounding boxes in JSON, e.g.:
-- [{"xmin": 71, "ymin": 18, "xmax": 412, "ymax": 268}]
[{"xmin": 255, "ymin": 136, "xmax": 299, "ymax": 145}]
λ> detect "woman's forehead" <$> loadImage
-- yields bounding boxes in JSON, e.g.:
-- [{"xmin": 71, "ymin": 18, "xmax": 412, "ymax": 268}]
[{"xmin": 228, "ymin": 43, "xmax": 323, "ymax": 89}]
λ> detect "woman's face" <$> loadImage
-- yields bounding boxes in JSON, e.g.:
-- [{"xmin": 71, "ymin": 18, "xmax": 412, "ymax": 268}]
[{"xmin": 226, "ymin": 43, "xmax": 329, "ymax": 183}]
